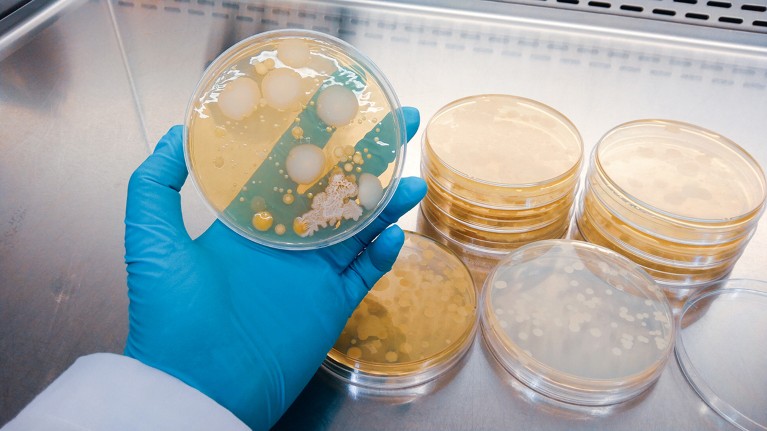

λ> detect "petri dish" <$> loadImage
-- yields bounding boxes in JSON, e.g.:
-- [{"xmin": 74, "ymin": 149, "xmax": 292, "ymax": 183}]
[
  {"xmin": 422, "ymin": 168, "xmax": 575, "ymax": 231},
  {"xmin": 185, "ymin": 30, "xmax": 406, "ymax": 249},
  {"xmin": 586, "ymin": 169, "xmax": 762, "ymax": 246},
  {"xmin": 422, "ymin": 94, "xmax": 583, "ymax": 209},
  {"xmin": 575, "ymin": 120, "xmax": 766, "ymax": 289},
  {"xmin": 420, "ymin": 195, "xmax": 570, "ymax": 253},
  {"xmin": 323, "ymin": 231, "xmax": 477, "ymax": 389},
  {"xmin": 676, "ymin": 280, "xmax": 767, "ymax": 431},
  {"xmin": 575, "ymin": 210, "xmax": 739, "ymax": 287},
  {"xmin": 595, "ymin": 120, "xmax": 766, "ymax": 224},
  {"xmin": 481, "ymin": 240, "xmax": 675, "ymax": 405},
  {"xmin": 580, "ymin": 190, "xmax": 752, "ymax": 266}
]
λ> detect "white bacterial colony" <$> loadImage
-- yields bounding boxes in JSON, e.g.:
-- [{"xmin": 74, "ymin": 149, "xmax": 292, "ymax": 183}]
[
  {"xmin": 217, "ymin": 77, "xmax": 261, "ymax": 120},
  {"xmin": 357, "ymin": 173, "xmax": 384, "ymax": 210},
  {"xmin": 285, "ymin": 144, "xmax": 326, "ymax": 185}
]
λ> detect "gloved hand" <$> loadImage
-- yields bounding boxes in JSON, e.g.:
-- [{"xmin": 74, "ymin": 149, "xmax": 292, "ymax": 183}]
[{"xmin": 124, "ymin": 108, "xmax": 426, "ymax": 430}]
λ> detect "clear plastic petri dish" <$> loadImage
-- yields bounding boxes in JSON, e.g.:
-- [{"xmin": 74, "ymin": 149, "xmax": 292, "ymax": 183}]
[
  {"xmin": 422, "ymin": 168, "xmax": 575, "ymax": 232},
  {"xmin": 422, "ymin": 147, "xmax": 580, "ymax": 212},
  {"xmin": 422, "ymin": 94, "xmax": 583, "ymax": 210},
  {"xmin": 574, "ymin": 209, "xmax": 740, "ymax": 287},
  {"xmin": 185, "ymin": 30, "xmax": 406, "ymax": 249},
  {"xmin": 591, "ymin": 119, "xmax": 766, "ymax": 244},
  {"xmin": 579, "ymin": 192, "xmax": 750, "ymax": 267},
  {"xmin": 575, "ymin": 120, "xmax": 766, "ymax": 290},
  {"xmin": 481, "ymin": 240, "xmax": 675, "ymax": 405},
  {"xmin": 675, "ymin": 280, "xmax": 767, "ymax": 431},
  {"xmin": 323, "ymin": 231, "xmax": 477, "ymax": 389},
  {"xmin": 420, "ymin": 195, "xmax": 570, "ymax": 253},
  {"xmin": 586, "ymin": 168, "xmax": 763, "ymax": 246}
]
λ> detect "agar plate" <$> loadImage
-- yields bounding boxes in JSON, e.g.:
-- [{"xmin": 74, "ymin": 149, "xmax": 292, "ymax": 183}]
[
  {"xmin": 324, "ymin": 231, "xmax": 477, "ymax": 389},
  {"xmin": 185, "ymin": 29, "xmax": 406, "ymax": 249},
  {"xmin": 481, "ymin": 240, "xmax": 674, "ymax": 405}
]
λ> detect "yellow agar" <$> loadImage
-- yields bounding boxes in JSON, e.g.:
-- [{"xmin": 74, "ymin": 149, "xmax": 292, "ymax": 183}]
[{"xmin": 329, "ymin": 233, "xmax": 476, "ymax": 369}]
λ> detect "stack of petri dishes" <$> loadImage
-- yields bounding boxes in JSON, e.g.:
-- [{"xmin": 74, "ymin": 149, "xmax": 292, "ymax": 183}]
[
  {"xmin": 420, "ymin": 95, "xmax": 583, "ymax": 264},
  {"xmin": 323, "ymin": 231, "xmax": 477, "ymax": 389},
  {"xmin": 574, "ymin": 120, "xmax": 767, "ymax": 293}
]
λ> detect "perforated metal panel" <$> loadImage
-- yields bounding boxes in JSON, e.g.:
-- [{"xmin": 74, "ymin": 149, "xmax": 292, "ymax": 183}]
[
  {"xmin": 488, "ymin": 0, "xmax": 767, "ymax": 32},
  {"xmin": 112, "ymin": 0, "xmax": 767, "ymax": 42},
  {"xmin": 112, "ymin": 0, "xmax": 767, "ymax": 89}
]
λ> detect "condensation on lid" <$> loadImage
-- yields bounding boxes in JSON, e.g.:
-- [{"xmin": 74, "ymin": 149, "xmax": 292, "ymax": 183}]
[
  {"xmin": 676, "ymin": 280, "xmax": 767, "ymax": 431},
  {"xmin": 482, "ymin": 240, "xmax": 674, "ymax": 405},
  {"xmin": 324, "ymin": 231, "xmax": 477, "ymax": 389},
  {"xmin": 425, "ymin": 95, "xmax": 582, "ymax": 186},
  {"xmin": 597, "ymin": 120, "xmax": 767, "ymax": 221}
]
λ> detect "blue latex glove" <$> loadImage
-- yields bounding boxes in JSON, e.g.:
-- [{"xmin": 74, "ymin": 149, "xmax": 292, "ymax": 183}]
[{"xmin": 124, "ymin": 108, "xmax": 426, "ymax": 430}]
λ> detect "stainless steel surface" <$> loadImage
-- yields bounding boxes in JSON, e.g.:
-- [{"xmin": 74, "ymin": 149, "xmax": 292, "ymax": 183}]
[
  {"xmin": 0, "ymin": 0, "xmax": 86, "ymax": 62},
  {"xmin": 0, "ymin": 0, "xmax": 145, "ymax": 423},
  {"xmin": 1, "ymin": 0, "xmax": 766, "ymax": 428}
]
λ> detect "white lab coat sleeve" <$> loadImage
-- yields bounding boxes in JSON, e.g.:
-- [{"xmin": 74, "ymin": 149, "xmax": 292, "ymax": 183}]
[{"xmin": 2, "ymin": 353, "xmax": 250, "ymax": 431}]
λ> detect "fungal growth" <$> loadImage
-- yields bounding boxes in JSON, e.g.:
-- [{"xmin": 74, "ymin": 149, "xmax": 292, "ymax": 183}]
[{"xmin": 187, "ymin": 34, "xmax": 403, "ymax": 247}]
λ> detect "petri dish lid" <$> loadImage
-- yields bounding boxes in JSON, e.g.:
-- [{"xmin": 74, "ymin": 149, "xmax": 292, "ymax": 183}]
[
  {"xmin": 419, "ymin": 197, "xmax": 570, "ymax": 254},
  {"xmin": 184, "ymin": 29, "xmax": 406, "ymax": 250},
  {"xmin": 481, "ymin": 240, "xmax": 675, "ymax": 405},
  {"xmin": 422, "ymin": 168, "xmax": 577, "ymax": 232},
  {"xmin": 675, "ymin": 280, "xmax": 767, "ymax": 431},
  {"xmin": 594, "ymin": 119, "xmax": 767, "ymax": 224},
  {"xmin": 323, "ymin": 231, "xmax": 477, "ymax": 389},
  {"xmin": 423, "ymin": 95, "xmax": 582, "ymax": 202}
]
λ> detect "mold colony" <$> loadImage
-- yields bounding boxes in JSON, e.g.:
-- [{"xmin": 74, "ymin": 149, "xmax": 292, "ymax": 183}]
[{"xmin": 186, "ymin": 31, "xmax": 404, "ymax": 248}]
